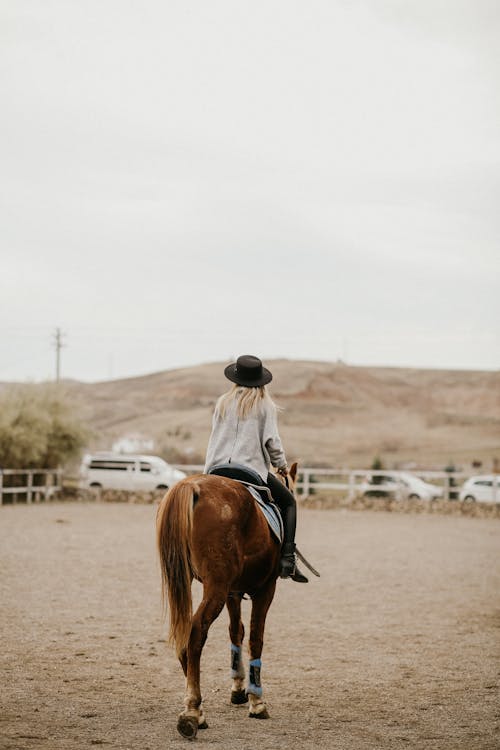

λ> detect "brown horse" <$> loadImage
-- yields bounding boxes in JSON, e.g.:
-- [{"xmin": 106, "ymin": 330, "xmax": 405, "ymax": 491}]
[{"xmin": 156, "ymin": 463, "xmax": 298, "ymax": 739}]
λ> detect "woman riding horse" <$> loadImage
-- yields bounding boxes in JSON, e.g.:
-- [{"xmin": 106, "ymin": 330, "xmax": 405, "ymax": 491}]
[
  {"xmin": 156, "ymin": 356, "xmax": 308, "ymax": 738},
  {"xmin": 204, "ymin": 354, "xmax": 307, "ymax": 583}
]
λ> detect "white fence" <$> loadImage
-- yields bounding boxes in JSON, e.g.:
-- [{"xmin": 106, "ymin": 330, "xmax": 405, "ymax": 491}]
[
  {"xmin": 173, "ymin": 465, "xmax": 499, "ymax": 503},
  {"xmin": 1, "ymin": 466, "xmax": 497, "ymax": 505},
  {"xmin": 0, "ymin": 469, "xmax": 63, "ymax": 505}
]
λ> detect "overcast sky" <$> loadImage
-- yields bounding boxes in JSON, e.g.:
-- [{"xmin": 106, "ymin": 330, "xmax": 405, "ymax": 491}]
[{"xmin": 1, "ymin": 0, "xmax": 499, "ymax": 382}]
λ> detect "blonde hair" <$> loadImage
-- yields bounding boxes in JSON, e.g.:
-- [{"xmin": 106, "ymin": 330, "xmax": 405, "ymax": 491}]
[{"xmin": 216, "ymin": 384, "xmax": 278, "ymax": 420}]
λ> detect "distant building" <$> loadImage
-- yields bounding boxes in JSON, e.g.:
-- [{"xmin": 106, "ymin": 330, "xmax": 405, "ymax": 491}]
[{"xmin": 112, "ymin": 433, "xmax": 155, "ymax": 454}]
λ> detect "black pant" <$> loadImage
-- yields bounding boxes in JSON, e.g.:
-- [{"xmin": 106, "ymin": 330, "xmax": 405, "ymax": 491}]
[{"xmin": 266, "ymin": 473, "xmax": 296, "ymax": 545}]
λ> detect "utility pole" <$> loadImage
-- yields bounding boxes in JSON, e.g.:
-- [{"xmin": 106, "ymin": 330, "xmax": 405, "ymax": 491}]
[{"xmin": 52, "ymin": 328, "xmax": 65, "ymax": 382}]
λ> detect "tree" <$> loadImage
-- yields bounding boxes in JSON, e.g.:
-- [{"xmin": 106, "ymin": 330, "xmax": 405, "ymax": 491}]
[{"xmin": 0, "ymin": 384, "xmax": 90, "ymax": 468}]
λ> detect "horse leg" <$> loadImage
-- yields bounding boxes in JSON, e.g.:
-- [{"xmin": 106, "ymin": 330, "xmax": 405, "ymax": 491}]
[
  {"xmin": 226, "ymin": 593, "xmax": 247, "ymax": 705},
  {"xmin": 178, "ymin": 648, "xmax": 187, "ymax": 677},
  {"xmin": 246, "ymin": 581, "xmax": 277, "ymax": 719},
  {"xmin": 177, "ymin": 586, "xmax": 227, "ymax": 739}
]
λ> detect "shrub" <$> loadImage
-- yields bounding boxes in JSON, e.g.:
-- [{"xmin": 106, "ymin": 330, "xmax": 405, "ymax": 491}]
[{"xmin": 0, "ymin": 384, "xmax": 90, "ymax": 468}]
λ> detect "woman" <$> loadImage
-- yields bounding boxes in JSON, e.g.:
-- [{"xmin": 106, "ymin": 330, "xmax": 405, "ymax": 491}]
[{"xmin": 204, "ymin": 354, "xmax": 307, "ymax": 583}]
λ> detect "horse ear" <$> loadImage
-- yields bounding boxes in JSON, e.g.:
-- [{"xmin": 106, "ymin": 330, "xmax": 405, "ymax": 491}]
[{"xmin": 289, "ymin": 462, "xmax": 298, "ymax": 482}]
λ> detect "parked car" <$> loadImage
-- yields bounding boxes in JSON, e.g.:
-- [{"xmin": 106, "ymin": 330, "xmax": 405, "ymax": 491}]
[
  {"xmin": 459, "ymin": 475, "xmax": 500, "ymax": 504},
  {"xmin": 360, "ymin": 471, "xmax": 443, "ymax": 501},
  {"xmin": 79, "ymin": 453, "xmax": 186, "ymax": 492}
]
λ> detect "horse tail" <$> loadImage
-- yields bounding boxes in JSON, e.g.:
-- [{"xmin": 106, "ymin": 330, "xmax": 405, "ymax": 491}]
[{"xmin": 156, "ymin": 479, "xmax": 199, "ymax": 656}]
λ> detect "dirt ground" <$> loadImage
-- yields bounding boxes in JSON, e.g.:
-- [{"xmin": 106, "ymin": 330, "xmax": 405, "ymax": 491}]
[{"xmin": 1, "ymin": 502, "xmax": 499, "ymax": 750}]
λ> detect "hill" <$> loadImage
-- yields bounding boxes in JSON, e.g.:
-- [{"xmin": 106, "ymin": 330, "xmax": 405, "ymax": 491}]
[{"xmin": 62, "ymin": 360, "xmax": 500, "ymax": 471}]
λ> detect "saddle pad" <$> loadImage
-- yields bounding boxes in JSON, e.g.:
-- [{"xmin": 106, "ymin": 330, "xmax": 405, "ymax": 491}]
[{"xmin": 245, "ymin": 486, "xmax": 283, "ymax": 544}]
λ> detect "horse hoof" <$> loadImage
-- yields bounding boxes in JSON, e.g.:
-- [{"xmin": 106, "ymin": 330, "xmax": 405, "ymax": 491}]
[
  {"xmin": 231, "ymin": 689, "xmax": 248, "ymax": 705},
  {"xmin": 198, "ymin": 720, "xmax": 208, "ymax": 730},
  {"xmin": 249, "ymin": 708, "xmax": 269, "ymax": 720},
  {"xmin": 177, "ymin": 714, "xmax": 199, "ymax": 739}
]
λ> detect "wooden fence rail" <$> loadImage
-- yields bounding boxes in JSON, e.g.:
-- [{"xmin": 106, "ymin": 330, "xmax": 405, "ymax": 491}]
[{"xmin": 0, "ymin": 469, "xmax": 63, "ymax": 505}]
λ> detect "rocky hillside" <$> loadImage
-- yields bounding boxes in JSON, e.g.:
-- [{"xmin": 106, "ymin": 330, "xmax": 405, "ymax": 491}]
[{"xmin": 61, "ymin": 360, "xmax": 500, "ymax": 471}]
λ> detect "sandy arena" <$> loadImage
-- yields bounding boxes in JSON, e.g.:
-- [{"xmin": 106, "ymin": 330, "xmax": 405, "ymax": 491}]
[{"xmin": 1, "ymin": 501, "xmax": 499, "ymax": 750}]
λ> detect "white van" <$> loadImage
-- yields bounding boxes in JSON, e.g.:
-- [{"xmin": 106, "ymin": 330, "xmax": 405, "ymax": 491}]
[{"xmin": 79, "ymin": 453, "xmax": 186, "ymax": 492}]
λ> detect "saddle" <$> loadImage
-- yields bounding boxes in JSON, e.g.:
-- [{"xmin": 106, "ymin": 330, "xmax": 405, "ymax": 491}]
[
  {"xmin": 206, "ymin": 463, "xmax": 320, "ymax": 577},
  {"xmin": 207, "ymin": 463, "xmax": 282, "ymax": 542},
  {"xmin": 206, "ymin": 463, "xmax": 273, "ymax": 505}
]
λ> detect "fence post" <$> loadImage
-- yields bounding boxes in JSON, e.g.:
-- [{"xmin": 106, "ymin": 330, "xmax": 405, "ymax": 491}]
[
  {"xmin": 444, "ymin": 464, "xmax": 458, "ymax": 501},
  {"xmin": 348, "ymin": 470, "xmax": 356, "ymax": 501},
  {"xmin": 27, "ymin": 470, "xmax": 33, "ymax": 504},
  {"xmin": 302, "ymin": 469, "xmax": 310, "ymax": 498}
]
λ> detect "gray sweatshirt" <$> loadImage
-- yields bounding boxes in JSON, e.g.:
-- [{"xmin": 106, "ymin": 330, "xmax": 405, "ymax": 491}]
[{"xmin": 204, "ymin": 396, "xmax": 287, "ymax": 480}]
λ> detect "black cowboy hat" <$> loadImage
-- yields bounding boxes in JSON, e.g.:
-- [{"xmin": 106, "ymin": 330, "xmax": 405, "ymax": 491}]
[{"xmin": 224, "ymin": 355, "xmax": 272, "ymax": 387}]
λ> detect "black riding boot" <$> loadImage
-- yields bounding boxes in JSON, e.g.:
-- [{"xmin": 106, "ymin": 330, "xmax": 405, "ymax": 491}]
[
  {"xmin": 279, "ymin": 506, "xmax": 308, "ymax": 584},
  {"xmin": 279, "ymin": 542, "xmax": 309, "ymax": 583}
]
